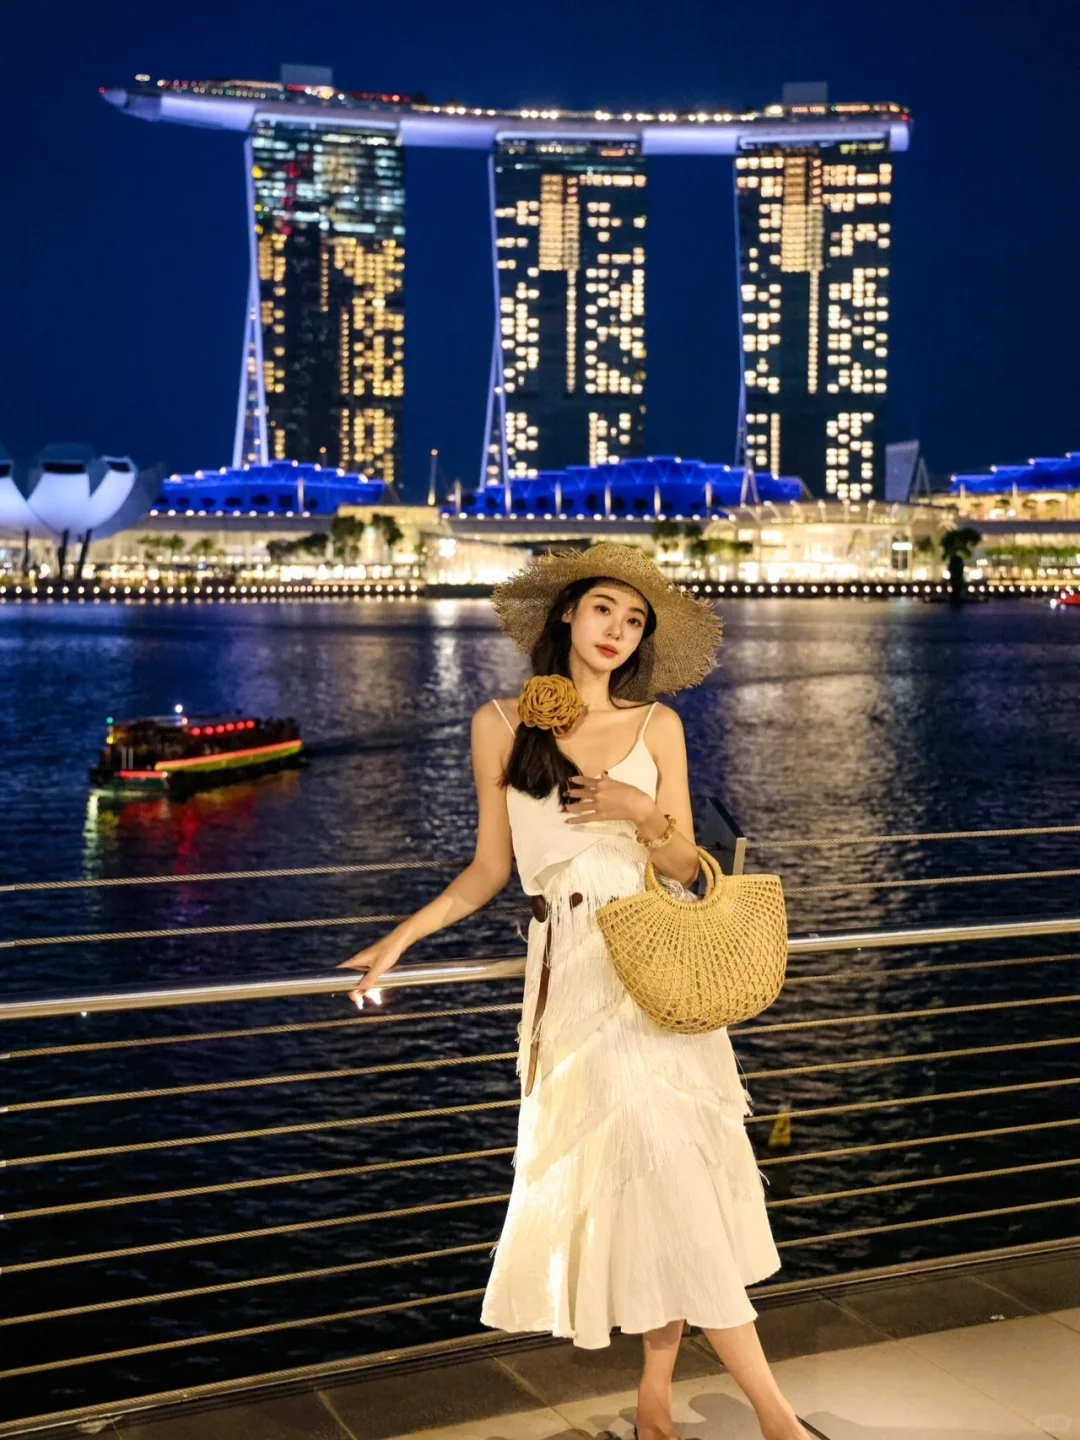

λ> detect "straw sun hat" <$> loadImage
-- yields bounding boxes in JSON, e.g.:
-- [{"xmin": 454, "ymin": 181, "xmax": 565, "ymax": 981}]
[{"xmin": 490, "ymin": 542, "xmax": 723, "ymax": 697}]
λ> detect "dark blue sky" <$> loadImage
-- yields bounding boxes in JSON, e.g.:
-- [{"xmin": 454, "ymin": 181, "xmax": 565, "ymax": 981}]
[{"xmin": 2, "ymin": 0, "xmax": 1076, "ymax": 500}]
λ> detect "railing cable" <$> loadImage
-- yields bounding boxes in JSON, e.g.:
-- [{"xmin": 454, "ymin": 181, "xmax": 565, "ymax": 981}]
[
  {"xmin": 748, "ymin": 824, "xmax": 1080, "ymax": 850},
  {"xmin": 5, "ymin": 1096, "xmax": 521, "ymax": 1168},
  {"xmin": 783, "ymin": 866, "xmax": 1080, "ymax": 897},
  {"xmin": 0, "ymin": 907, "xmax": 526, "ymax": 951},
  {"xmin": 0, "ymin": 859, "xmax": 463, "ymax": 895},
  {"xmin": 4, "ymin": 1146, "xmax": 516, "ymax": 1221},
  {"xmin": 8, "ymin": 1050, "xmax": 517, "ymax": 1113},
  {"xmin": 0, "ymin": 1000, "xmax": 521, "ymax": 1061},
  {"xmin": 744, "ymin": 1074, "xmax": 1080, "ymax": 1126},
  {"xmin": 0, "ymin": 1288, "xmax": 491, "ymax": 1380},
  {"xmin": 776, "ymin": 1194, "xmax": 1080, "ymax": 1248},
  {"xmin": 1, "ymin": 1194, "xmax": 512, "ymax": 1274},
  {"xmin": 2, "ymin": 1242, "xmax": 500, "ymax": 1327},
  {"xmin": 756, "ymin": 1115, "xmax": 1080, "ymax": 1168}
]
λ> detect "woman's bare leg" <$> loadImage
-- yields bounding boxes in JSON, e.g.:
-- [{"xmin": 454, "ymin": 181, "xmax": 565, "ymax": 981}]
[
  {"xmin": 699, "ymin": 1321, "xmax": 810, "ymax": 1440},
  {"xmin": 636, "ymin": 1319, "xmax": 683, "ymax": 1439}
]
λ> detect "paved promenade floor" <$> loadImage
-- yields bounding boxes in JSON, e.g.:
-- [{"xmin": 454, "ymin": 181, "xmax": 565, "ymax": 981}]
[{"xmin": 42, "ymin": 1247, "xmax": 1080, "ymax": 1440}]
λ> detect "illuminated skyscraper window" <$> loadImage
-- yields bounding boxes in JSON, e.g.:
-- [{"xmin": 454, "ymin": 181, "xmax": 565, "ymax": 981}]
[
  {"xmin": 484, "ymin": 140, "xmax": 646, "ymax": 486},
  {"xmin": 736, "ymin": 141, "xmax": 893, "ymax": 499},
  {"xmin": 237, "ymin": 125, "xmax": 405, "ymax": 484}
]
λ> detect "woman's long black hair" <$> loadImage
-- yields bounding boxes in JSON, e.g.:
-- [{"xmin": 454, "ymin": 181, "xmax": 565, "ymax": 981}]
[{"xmin": 499, "ymin": 575, "xmax": 658, "ymax": 800}]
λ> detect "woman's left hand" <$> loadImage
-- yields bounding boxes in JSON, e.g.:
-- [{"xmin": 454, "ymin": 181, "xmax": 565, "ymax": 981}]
[{"xmin": 562, "ymin": 771, "xmax": 651, "ymax": 826}]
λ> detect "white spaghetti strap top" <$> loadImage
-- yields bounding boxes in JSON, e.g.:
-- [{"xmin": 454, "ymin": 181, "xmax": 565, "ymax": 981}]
[
  {"xmin": 491, "ymin": 698, "xmax": 516, "ymax": 736},
  {"xmin": 491, "ymin": 697, "xmax": 657, "ymax": 755},
  {"xmin": 491, "ymin": 698, "xmax": 660, "ymax": 894}
]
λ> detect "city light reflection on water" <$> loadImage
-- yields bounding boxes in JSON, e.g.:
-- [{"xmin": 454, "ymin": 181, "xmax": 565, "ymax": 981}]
[{"xmin": 0, "ymin": 597, "xmax": 1077, "ymax": 1417}]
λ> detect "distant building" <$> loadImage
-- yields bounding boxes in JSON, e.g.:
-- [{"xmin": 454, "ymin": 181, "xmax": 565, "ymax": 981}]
[
  {"xmin": 885, "ymin": 440, "xmax": 931, "ymax": 503},
  {"xmin": 484, "ymin": 140, "xmax": 647, "ymax": 487},
  {"xmin": 0, "ymin": 443, "xmax": 150, "ymax": 543},
  {"xmin": 237, "ymin": 118, "xmax": 405, "ymax": 482},
  {"xmin": 151, "ymin": 461, "xmax": 397, "ymax": 519},
  {"xmin": 735, "ymin": 89, "xmax": 899, "ymax": 500},
  {"xmin": 949, "ymin": 452, "xmax": 1080, "ymax": 497},
  {"xmin": 104, "ymin": 73, "xmax": 910, "ymax": 499},
  {"xmin": 447, "ymin": 455, "xmax": 808, "ymax": 520}
]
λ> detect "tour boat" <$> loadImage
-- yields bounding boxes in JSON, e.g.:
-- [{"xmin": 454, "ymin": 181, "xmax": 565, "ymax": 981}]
[
  {"xmin": 89, "ymin": 710, "xmax": 303, "ymax": 795},
  {"xmin": 1051, "ymin": 589, "xmax": 1080, "ymax": 609}
]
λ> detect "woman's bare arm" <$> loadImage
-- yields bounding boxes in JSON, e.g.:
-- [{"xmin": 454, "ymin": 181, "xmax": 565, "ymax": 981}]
[
  {"xmin": 643, "ymin": 705, "xmax": 701, "ymax": 888},
  {"xmin": 337, "ymin": 701, "xmax": 515, "ymax": 995}
]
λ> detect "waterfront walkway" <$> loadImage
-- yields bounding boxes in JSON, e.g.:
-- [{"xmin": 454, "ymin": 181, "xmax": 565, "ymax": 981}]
[{"xmin": 71, "ymin": 1246, "xmax": 1079, "ymax": 1440}]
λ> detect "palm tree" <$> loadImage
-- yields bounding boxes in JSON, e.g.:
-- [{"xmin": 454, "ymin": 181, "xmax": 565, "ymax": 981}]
[
  {"xmin": 188, "ymin": 537, "xmax": 221, "ymax": 571},
  {"xmin": 688, "ymin": 535, "xmax": 753, "ymax": 572},
  {"xmin": 650, "ymin": 519, "xmax": 683, "ymax": 559},
  {"xmin": 370, "ymin": 512, "xmax": 405, "ymax": 559},
  {"xmin": 940, "ymin": 526, "xmax": 982, "ymax": 600},
  {"xmin": 329, "ymin": 514, "xmax": 365, "ymax": 564}
]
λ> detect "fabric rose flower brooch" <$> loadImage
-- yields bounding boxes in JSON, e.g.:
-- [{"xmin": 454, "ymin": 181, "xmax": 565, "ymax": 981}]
[{"xmin": 517, "ymin": 674, "xmax": 585, "ymax": 738}]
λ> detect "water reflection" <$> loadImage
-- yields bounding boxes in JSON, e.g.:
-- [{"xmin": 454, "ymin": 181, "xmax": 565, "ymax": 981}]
[{"xmin": 3, "ymin": 597, "xmax": 1079, "ymax": 1420}]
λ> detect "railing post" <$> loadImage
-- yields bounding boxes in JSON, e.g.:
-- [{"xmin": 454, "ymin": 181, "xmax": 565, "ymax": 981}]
[{"xmin": 702, "ymin": 796, "xmax": 747, "ymax": 876}]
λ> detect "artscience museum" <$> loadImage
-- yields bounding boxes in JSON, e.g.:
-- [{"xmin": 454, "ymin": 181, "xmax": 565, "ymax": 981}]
[{"xmin": 0, "ymin": 443, "xmax": 157, "ymax": 565}]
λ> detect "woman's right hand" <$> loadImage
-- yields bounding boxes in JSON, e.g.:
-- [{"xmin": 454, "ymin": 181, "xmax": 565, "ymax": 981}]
[{"xmin": 336, "ymin": 929, "xmax": 410, "ymax": 1007}]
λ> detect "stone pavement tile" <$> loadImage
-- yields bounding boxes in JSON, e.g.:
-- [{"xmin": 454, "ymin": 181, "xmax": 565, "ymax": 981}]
[
  {"xmin": 826, "ymin": 1272, "xmax": 1035, "ymax": 1340},
  {"xmin": 553, "ymin": 1370, "xmax": 758, "ymax": 1439},
  {"xmin": 117, "ymin": 1390, "xmax": 353, "ymax": 1440},
  {"xmin": 762, "ymin": 1333, "xmax": 1051, "ymax": 1439},
  {"xmin": 749, "ymin": 1295, "xmax": 892, "ymax": 1360},
  {"xmin": 1050, "ymin": 1306, "xmax": 1080, "ymax": 1332},
  {"xmin": 386, "ymin": 1407, "xmax": 582, "ymax": 1440},
  {"xmin": 905, "ymin": 1313, "xmax": 1080, "ymax": 1439},
  {"xmin": 497, "ymin": 1330, "xmax": 721, "ymax": 1406},
  {"xmin": 975, "ymin": 1252, "xmax": 1080, "ymax": 1316},
  {"xmin": 320, "ymin": 1357, "xmax": 559, "ymax": 1440}
]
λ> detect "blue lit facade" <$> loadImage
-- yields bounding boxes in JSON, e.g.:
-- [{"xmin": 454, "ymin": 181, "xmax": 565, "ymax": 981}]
[
  {"xmin": 152, "ymin": 461, "xmax": 393, "ymax": 517},
  {"xmin": 444, "ymin": 456, "xmax": 807, "ymax": 519},
  {"xmin": 950, "ymin": 453, "xmax": 1080, "ymax": 494}
]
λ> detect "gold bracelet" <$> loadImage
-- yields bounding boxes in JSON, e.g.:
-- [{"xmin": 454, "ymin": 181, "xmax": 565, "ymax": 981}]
[{"xmin": 635, "ymin": 812, "xmax": 677, "ymax": 849}]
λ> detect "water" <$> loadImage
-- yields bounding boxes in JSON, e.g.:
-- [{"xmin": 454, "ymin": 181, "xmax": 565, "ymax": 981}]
[{"xmin": 1, "ymin": 597, "xmax": 1078, "ymax": 1422}]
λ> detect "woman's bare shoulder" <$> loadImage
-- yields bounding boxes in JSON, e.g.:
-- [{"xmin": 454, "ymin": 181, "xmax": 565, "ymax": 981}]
[
  {"xmin": 472, "ymin": 698, "xmax": 521, "ymax": 728},
  {"xmin": 649, "ymin": 701, "xmax": 684, "ymax": 734}
]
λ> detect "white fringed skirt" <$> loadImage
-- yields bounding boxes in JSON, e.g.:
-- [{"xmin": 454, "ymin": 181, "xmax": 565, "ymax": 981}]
[{"xmin": 480, "ymin": 837, "xmax": 783, "ymax": 1349}]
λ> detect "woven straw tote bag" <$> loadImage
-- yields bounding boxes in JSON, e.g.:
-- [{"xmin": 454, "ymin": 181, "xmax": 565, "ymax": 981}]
[{"xmin": 595, "ymin": 846, "xmax": 787, "ymax": 1033}]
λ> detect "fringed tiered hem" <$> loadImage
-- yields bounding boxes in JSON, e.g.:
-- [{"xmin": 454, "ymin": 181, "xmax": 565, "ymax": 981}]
[{"xmin": 481, "ymin": 1135, "xmax": 782, "ymax": 1347}]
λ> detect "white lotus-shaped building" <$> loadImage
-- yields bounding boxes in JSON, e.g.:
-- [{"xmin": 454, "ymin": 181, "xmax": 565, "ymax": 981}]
[{"xmin": 0, "ymin": 444, "xmax": 156, "ymax": 541}]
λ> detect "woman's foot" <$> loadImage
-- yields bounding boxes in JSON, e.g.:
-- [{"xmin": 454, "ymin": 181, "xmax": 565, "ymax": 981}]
[
  {"xmin": 634, "ymin": 1407, "xmax": 679, "ymax": 1440},
  {"xmin": 758, "ymin": 1401, "xmax": 815, "ymax": 1440}
]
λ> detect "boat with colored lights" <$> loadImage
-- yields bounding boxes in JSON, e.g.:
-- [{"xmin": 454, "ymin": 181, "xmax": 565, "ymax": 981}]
[{"xmin": 89, "ymin": 711, "xmax": 304, "ymax": 795}]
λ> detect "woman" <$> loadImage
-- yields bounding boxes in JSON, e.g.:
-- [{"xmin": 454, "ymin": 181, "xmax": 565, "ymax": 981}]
[{"xmin": 339, "ymin": 543, "xmax": 814, "ymax": 1440}]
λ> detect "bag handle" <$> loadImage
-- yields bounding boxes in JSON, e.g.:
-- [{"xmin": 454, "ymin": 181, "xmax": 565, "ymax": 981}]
[{"xmin": 643, "ymin": 844, "xmax": 723, "ymax": 902}]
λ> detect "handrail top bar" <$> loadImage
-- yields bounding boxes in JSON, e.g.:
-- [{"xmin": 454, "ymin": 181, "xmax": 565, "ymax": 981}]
[{"xmin": 2, "ymin": 917, "xmax": 1079, "ymax": 1022}]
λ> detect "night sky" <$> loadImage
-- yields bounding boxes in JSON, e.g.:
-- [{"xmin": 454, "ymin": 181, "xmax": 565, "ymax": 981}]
[{"xmin": 2, "ymin": 0, "xmax": 1076, "ymax": 500}]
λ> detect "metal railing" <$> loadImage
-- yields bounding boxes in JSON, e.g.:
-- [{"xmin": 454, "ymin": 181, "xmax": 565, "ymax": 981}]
[{"xmin": 1, "ymin": 823, "xmax": 1079, "ymax": 1433}]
